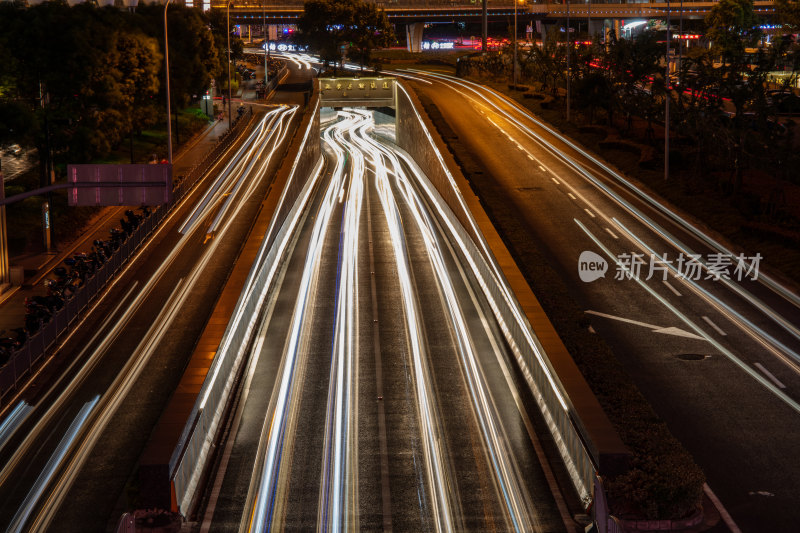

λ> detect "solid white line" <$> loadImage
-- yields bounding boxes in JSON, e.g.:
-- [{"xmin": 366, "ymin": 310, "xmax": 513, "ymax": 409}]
[
  {"xmin": 604, "ymin": 228, "xmax": 619, "ymax": 239},
  {"xmin": 702, "ymin": 316, "xmax": 727, "ymax": 336},
  {"xmin": 663, "ymin": 279, "xmax": 682, "ymax": 297},
  {"xmin": 567, "ymin": 192, "xmax": 577, "ymax": 200},
  {"xmin": 584, "ymin": 208, "xmax": 595, "ymax": 218},
  {"xmin": 703, "ymin": 483, "xmax": 743, "ymax": 533},
  {"xmin": 754, "ymin": 362, "xmax": 787, "ymax": 389},
  {"xmin": 551, "ymin": 177, "xmax": 560, "ymax": 185}
]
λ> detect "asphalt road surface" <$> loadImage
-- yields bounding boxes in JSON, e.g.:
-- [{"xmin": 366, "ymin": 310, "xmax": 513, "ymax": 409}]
[
  {"xmin": 0, "ymin": 106, "xmax": 299, "ymax": 533},
  {"xmin": 399, "ymin": 70, "xmax": 800, "ymax": 532},
  {"xmin": 202, "ymin": 109, "xmax": 576, "ymax": 532}
]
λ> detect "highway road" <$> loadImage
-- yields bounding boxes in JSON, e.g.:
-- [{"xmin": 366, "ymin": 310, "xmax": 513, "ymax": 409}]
[
  {"xmin": 0, "ymin": 106, "xmax": 298, "ymax": 532},
  {"xmin": 200, "ymin": 109, "xmax": 577, "ymax": 532},
  {"xmin": 398, "ymin": 70, "xmax": 800, "ymax": 532}
]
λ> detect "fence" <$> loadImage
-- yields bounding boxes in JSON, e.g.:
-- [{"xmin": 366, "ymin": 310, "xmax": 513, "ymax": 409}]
[{"xmin": 0, "ymin": 113, "xmax": 254, "ymax": 404}]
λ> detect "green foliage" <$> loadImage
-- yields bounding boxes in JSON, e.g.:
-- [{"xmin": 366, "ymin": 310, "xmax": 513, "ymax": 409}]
[
  {"xmin": 0, "ymin": 2, "xmax": 222, "ymax": 171},
  {"xmin": 298, "ymin": 0, "xmax": 394, "ymax": 70}
]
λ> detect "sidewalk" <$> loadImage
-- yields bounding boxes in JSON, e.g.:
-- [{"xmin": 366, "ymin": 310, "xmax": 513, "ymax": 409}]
[{"xmin": 0, "ymin": 114, "xmax": 235, "ymax": 335}]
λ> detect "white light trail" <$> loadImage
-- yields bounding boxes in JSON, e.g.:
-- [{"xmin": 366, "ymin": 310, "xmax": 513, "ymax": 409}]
[
  {"xmin": 180, "ymin": 107, "xmax": 296, "ymax": 236},
  {"xmin": 6, "ymin": 395, "xmax": 99, "ymax": 533},
  {"xmin": 248, "ymin": 113, "xmax": 355, "ymax": 533},
  {"xmin": 0, "ymin": 402, "xmax": 32, "ymax": 454},
  {"xmin": 355, "ymin": 118, "xmax": 536, "ymax": 532},
  {"xmin": 409, "ymin": 70, "xmax": 800, "ymax": 355}
]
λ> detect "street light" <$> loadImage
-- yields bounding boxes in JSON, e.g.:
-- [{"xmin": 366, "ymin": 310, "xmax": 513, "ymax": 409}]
[
  {"xmin": 513, "ymin": 0, "xmax": 518, "ymax": 87},
  {"xmin": 227, "ymin": 1, "xmax": 233, "ymax": 130},
  {"xmin": 665, "ymin": 0, "xmax": 671, "ymax": 181},
  {"xmin": 268, "ymin": 0, "xmax": 269, "ymax": 91},
  {"xmin": 566, "ymin": 0, "xmax": 571, "ymax": 121},
  {"xmin": 164, "ymin": 0, "xmax": 173, "ymax": 163}
]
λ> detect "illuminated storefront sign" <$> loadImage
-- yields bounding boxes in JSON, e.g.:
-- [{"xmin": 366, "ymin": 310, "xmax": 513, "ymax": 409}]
[{"xmin": 421, "ymin": 41, "xmax": 455, "ymax": 51}]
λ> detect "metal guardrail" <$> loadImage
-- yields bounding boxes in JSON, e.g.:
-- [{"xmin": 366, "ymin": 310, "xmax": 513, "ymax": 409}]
[
  {"xmin": 0, "ymin": 113, "xmax": 254, "ymax": 404},
  {"xmin": 168, "ymin": 96, "xmax": 321, "ymax": 516}
]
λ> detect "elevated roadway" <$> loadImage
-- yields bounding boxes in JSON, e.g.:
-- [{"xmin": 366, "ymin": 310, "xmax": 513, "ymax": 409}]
[{"xmin": 224, "ymin": 1, "xmax": 777, "ymax": 25}]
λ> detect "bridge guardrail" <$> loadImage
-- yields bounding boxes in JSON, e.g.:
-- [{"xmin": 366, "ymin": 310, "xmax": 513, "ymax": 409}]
[
  {"xmin": 168, "ymin": 95, "xmax": 321, "ymax": 516},
  {"xmin": 0, "ymin": 112, "xmax": 254, "ymax": 404}
]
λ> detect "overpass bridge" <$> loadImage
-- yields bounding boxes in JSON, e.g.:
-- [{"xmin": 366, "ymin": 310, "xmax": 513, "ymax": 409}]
[
  {"xmin": 218, "ymin": 0, "xmax": 777, "ymax": 51},
  {"xmin": 220, "ymin": 0, "xmax": 777, "ymax": 24}
]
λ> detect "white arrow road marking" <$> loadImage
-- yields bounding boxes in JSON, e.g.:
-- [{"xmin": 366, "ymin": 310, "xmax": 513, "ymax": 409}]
[{"xmin": 585, "ymin": 310, "xmax": 706, "ymax": 340}]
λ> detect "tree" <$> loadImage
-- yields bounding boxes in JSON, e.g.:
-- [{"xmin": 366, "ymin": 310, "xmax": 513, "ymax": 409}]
[
  {"xmin": 298, "ymin": 0, "xmax": 394, "ymax": 71},
  {"xmin": 206, "ymin": 7, "xmax": 242, "ymax": 92},
  {"xmin": 348, "ymin": 1, "xmax": 394, "ymax": 70}
]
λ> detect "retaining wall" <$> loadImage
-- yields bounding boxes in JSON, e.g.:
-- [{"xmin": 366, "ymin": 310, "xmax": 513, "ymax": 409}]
[{"xmin": 394, "ymin": 80, "xmax": 630, "ymax": 506}]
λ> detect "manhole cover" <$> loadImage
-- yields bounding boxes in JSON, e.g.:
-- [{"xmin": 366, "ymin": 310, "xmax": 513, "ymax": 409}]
[{"xmin": 675, "ymin": 353, "xmax": 708, "ymax": 361}]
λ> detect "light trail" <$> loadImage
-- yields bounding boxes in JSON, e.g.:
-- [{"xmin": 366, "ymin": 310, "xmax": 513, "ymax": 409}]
[
  {"xmin": 405, "ymin": 70, "xmax": 800, "ymax": 379},
  {"xmin": 354, "ymin": 115, "xmax": 537, "ymax": 532},
  {"xmin": 0, "ymin": 402, "xmax": 32, "ymax": 454},
  {"xmin": 575, "ymin": 218, "xmax": 800, "ymax": 416},
  {"xmin": 247, "ymin": 114, "xmax": 354, "ymax": 533},
  {"xmin": 208, "ymin": 107, "xmax": 297, "ymax": 235},
  {"xmin": 407, "ymin": 70, "xmax": 800, "ymax": 313},
  {"xmin": 180, "ymin": 107, "xmax": 296, "ymax": 236},
  {"xmin": 6, "ymin": 395, "xmax": 99, "ymax": 533},
  {"xmin": 0, "ymin": 107, "xmax": 298, "ymax": 532},
  {"xmin": 319, "ymin": 111, "xmax": 364, "ymax": 533},
  {"xmin": 353, "ymin": 112, "xmax": 457, "ymax": 532}
]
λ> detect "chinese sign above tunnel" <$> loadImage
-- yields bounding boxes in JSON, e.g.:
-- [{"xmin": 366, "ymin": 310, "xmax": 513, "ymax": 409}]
[{"xmin": 319, "ymin": 77, "xmax": 396, "ymax": 107}]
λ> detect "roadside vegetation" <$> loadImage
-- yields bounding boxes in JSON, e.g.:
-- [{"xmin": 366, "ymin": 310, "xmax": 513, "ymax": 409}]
[
  {"xmin": 0, "ymin": 2, "xmax": 241, "ymax": 253},
  {"xmin": 296, "ymin": 0, "xmax": 394, "ymax": 72}
]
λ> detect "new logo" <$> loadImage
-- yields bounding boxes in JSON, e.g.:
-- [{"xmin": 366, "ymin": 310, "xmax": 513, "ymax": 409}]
[{"xmin": 578, "ymin": 251, "xmax": 608, "ymax": 282}]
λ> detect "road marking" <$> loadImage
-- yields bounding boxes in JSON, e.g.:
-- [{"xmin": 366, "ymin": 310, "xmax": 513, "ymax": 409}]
[
  {"xmin": 576, "ymin": 218, "xmax": 800, "ymax": 415},
  {"xmin": 702, "ymin": 316, "xmax": 727, "ymax": 336},
  {"xmin": 551, "ymin": 177, "xmax": 560, "ymax": 185},
  {"xmin": 567, "ymin": 192, "xmax": 577, "ymax": 200},
  {"xmin": 538, "ymin": 165, "xmax": 546, "ymax": 172},
  {"xmin": 604, "ymin": 227, "xmax": 619, "ymax": 239},
  {"xmin": 527, "ymin": 154, "xmax": 534, "ymax": 160},
  {"xmin": 663, "ymin": 279, "xmax": 682, "ymax": 297},
  {"xmin": 584, "ymin": 208, "xmax": 595, "ymax": 218},
  {"xmin": 704, "ymin": 483, "xmax": 743, "ymax": 533},
  {"xmin": 586, "ymin": 310, "xmax": 706, "ymax": 340},
  {"xmin": 516, "ymin": 143, "xmax": 524, "ymax": 150},
  {"xmin": 754, "ymin": 363, "xmax": 786, "ymax": 389}
]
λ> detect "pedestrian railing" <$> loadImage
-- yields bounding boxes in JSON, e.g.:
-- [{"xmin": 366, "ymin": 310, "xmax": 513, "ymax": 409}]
[{"xmin": 0, "ymin": 112, "xmax": 255, "ymax": 404}]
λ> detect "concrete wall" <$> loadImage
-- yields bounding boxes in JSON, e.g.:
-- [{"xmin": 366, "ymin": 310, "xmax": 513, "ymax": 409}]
[
  {"xmin": 393, "ymin": 80, "xmax": 629, "ymax": 504},
  {"xmin": 160, "ymin": 92, "xmax": 322, "ymax": 517}
]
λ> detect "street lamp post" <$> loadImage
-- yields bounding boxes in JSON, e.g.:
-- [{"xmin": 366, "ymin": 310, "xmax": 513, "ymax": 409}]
[
  {"xmin": 227, "ymin": 1, "xmax": 233, "ymax": 130},
  {"xmin": 665, "ymin": 0, "xmax": 671, "ymax": 180},
  {"xmin": 164, "ymin": 0, "xmax": 173, "ymax": 163},
  {"xmin": 513, "ymin": 0, "xmax": 518, "ymax": 87},
  {"xmin": 566, "ymin": 0, "xmax": 571, "ymax": 121},
  {"xmin": 268, "ymin": 0, "xmax": 269, "ymax": 87}
]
